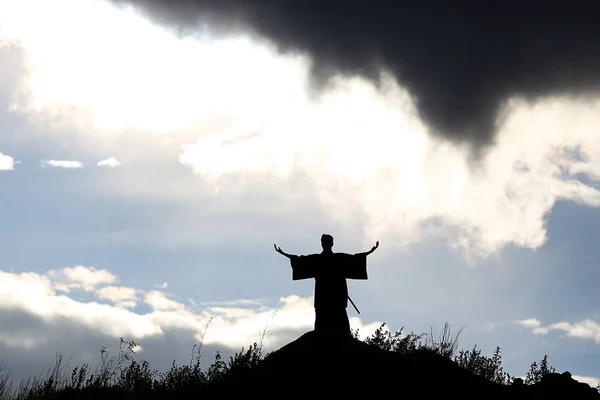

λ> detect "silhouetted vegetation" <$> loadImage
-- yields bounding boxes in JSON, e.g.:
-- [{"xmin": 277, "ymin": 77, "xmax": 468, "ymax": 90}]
[
  {"xmin": 0, "ymin": 322, "xmax": 597, "ymax": 399},
  {"xmin": 354, "ymin": 322, "xmax": 564, "ymax": 386}
]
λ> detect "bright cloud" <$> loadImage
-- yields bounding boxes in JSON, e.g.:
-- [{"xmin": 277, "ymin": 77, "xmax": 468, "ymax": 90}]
[
  {"xmin": 47, "ymin": 265, "xmax": 117, "ymax": 292},
  {"xmin": 2, "ymin": 0, "xmax": 600, "ymax": 258},
  {"xmin": 42, "ymin": 160, "xmax": 84, "ymax": 168},
  {"xmin": 0, "ymin": 268, "xmax": 381, "ymax": 352},
  {"xmin": 96, "ymin": 286, "xmax": 138, "ymax": 309},
  {"xmin": 0, "ymin": 0, "xmax": 308, "ymax": 135},
  {"xmin": 515, "ymin": 318, "xmax": 543, "ymax": 329},
  {"xmin": 516, "ymin": 318, "xmax": 600, "ymax": 343},
  {"xmin": 0, "ymin": 152, "xmax": 14, "ymax": 171},
  {"xmin": 180, "ymin": 94, "xmax": 600, "ymax": 258},
  {"xmin": 573, "ymin": 375, "xmax": 600, "ymax": 387},
  {"xmin": 97, "ymin": 157, "xmax": 121, "ymax": 167},
  {"xmin": 144, "ymin": 290, "xmax": 186, "ymax": 312},
  {"xmin": 0, "ymin": 270, "xmax": 160, "ymax": 344}
]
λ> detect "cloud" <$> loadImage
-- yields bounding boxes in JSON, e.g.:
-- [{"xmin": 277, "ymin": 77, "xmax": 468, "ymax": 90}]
[
  {"xmin": 569, "ymin": 157, "xmax": 600, "ymax": 181},
  {"xmin": 110, "ymin": 0, "xmax": 600, "ymax": 151},
  {"xmin": 515, "ymin": 318, "xmax": 600, "ymax": 343},
  {"xmin": 0, "ymin": 152, "xmax": 14, "ymax": 171},
  {"xmin": 42, "ymin": 160, "xmax": 84, "ymax": 168},
  {"xmin": 96, "ymin": 286, "xmax": 138, "ymax": 309},
  {"xmin": 573, "ymin": 375, "xmax": 600, "ymax": 387},
  {"xmin": 144, "ymin": 290, "xmax": 186, "ymax": 312},
  {"xmin": 97, "ymin": 157, "xmax": 121, "ymax": 167},
  {"xmin": 0, "ymin": 270, "xmax": 159, "ymax": 342},
  {"xmin": 0, "ymin": 268, "xmax": 382, "ymax": 384},
  {"xmin": 207, "ymin": 307, "xmax": 260, "ymax": 320},
  {"xmin": 2, "ymin": 0, "xmax": 600, "ymax": 258},
  {"xmin": 0, "ymin": 267, "xmax": 382, "ymax": 354},
  {"xmin": 199, "ymin": 299, "xmax": 265, "ymax": 307},
  {"xmin": 515, "ymin": 318, "xmax": 542, "ymax": 329},
  {"xmin": 179, "ymin": 94, "xmax": 600, "ymax": 257},
  {"xmin": 47, "ymin": 265, "xmax": 118, "ymax": 292}
]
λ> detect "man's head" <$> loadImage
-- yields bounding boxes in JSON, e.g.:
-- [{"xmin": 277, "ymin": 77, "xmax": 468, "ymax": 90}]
[{"xmin": 321, "ymin": 234, "xmax": 334, "ymax": 251}]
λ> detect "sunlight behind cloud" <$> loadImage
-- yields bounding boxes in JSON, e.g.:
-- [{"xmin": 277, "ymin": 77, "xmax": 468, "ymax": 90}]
[
  {"xmin": 0, "ymin": 0, "xmax": 310, "ymax": 136},
  {"xmin": 1, "ymin": 0, "xmax": 600, "ymax": 258},
  {"xmin": 181, "ymin": 91, "xmax": 600, "ymax": 257}
]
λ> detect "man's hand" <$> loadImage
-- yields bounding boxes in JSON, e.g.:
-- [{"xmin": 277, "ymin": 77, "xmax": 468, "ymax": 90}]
[
  {"xmin": 365, "ymin": 241, "xmax": 379, "ymax": 255},
  {"xmin": 274, "ymin": 244, "xmax": 290, "ymax": 256},
  {"xmin": 274, "ymin": 244, "xmax": 295, "ymax": 259},
  {"xmin": 356, "ymin": 241, "xmax": 380, "ymax": 257}
]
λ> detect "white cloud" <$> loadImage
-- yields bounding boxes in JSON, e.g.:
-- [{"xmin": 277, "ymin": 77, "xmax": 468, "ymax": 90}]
[
  {"xmin": 42, "ymin": 160, "xmax": 84, "ymax": 168},
  {"xmin": 573, "ymin": 375, "xmax": 600, "ymax": 387},
  {"xmin": 144, "ymin": 290, "xmax": 185, "ymax": 312},
  {"xmin": 2, "ymin": 0, "xmax": 600, "ymax": 258},
  {"xmin": 199, "ymin": 299, "xmax": 265, "ymax": 307},
  {"xmin": 0, "ymin": 0, "xmax": 307, "ymax": 135},
  {"xmin": 97, "ymin": 157, "xmax": 121, "ymax": 167},
  {"xmin": 516, "ymin": 318, "xmax": 600, "ymax": 342},
  {"xmin": 61, "ymin": 266, "xmax": 117, "ymax": 286},
  {"xmin": 515, "ymin": 318, "xmax": 542, "ymax": 329},
  {"xmin": 0, "ymin": 270, "xmax": 160, "ymax": 342},
  {"xmin": 208, "ymin": 306, "xmax": 261, "ymax": 319},
  {"xmin": 179, "ymin": 86, "xmax": 600, "ymax": 258},
  {"xmin": 0, "ymin": 268, "xmax": 382, "ymax": 352},
  {"xmin": 96, "ymin": 286, "xmax": 138, "ymax": 309},
  {"xmin": 47, "ymin": 265, "xmax": 117, "ymax": 292},
  {"xmin": 569, "ymin": 157, "xmax": 600, "ymax": 181},
  {"xmin": 0, "ymin": 152, "xmax": 14, "ymax": 171}
]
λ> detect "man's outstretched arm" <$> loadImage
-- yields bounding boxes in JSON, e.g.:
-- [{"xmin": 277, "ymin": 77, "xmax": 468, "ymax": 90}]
[
  {"xmin": 274, "ymin": 244, "xmax": 298, "ymax": 259},
  {"xmin": 354, "ymin": 241, "xmax": 379, "ymax": 257}
]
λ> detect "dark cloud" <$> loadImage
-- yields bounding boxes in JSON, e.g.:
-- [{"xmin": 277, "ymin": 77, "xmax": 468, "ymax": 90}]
[{"xmin": 110, "ymin": 0, "xmax": 600, "ymax": 155}]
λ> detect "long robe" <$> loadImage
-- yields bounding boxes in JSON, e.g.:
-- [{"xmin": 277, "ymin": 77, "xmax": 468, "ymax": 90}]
[{"xmin": 290, "ymin": 252, "xmax": 368, "ymax": 309}]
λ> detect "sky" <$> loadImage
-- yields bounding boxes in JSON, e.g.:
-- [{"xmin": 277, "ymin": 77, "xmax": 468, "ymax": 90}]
[{"xmin": 1, "ymin": 0, "xmax": 600, "ymax": 387}]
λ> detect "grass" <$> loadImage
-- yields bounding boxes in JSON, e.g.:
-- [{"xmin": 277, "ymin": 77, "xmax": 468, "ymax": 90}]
[{"xmin": 0, "ymin": 321, "xmax": 595, "ymax": 399}]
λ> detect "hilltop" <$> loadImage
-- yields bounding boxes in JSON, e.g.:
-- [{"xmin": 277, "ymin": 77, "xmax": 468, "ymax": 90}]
[
  {"xmin": 8, "ymin": 326, "xmax": 599, "ymax": 399},
  {"xmin": 201, "ymin": 330, "xmax": 599, "ymax": 399}
]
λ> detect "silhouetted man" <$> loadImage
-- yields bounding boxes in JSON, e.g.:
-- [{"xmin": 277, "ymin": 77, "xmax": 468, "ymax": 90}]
[{"xmin": 274, "ymin": 234, "xmax": 379, "ymax": 335}]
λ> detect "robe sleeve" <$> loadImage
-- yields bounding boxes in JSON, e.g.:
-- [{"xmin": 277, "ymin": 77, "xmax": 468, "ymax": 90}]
[
  {"xmin": 290, "ymin": 254, "xmax": 320, "ymax": 280},
  {"xmin": 335, "ymin": 253, "xmax": 368, "ymax": 280}
]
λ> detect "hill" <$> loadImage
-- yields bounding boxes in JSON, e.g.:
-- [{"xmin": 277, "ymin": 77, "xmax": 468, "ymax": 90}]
[
  {"xmin": 13, "ymin": 328, "xmax": 600, "ymax": 399},
  {"xmin": 201, "ymin": 330, "xmax": 599, "ymax": 399}
]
